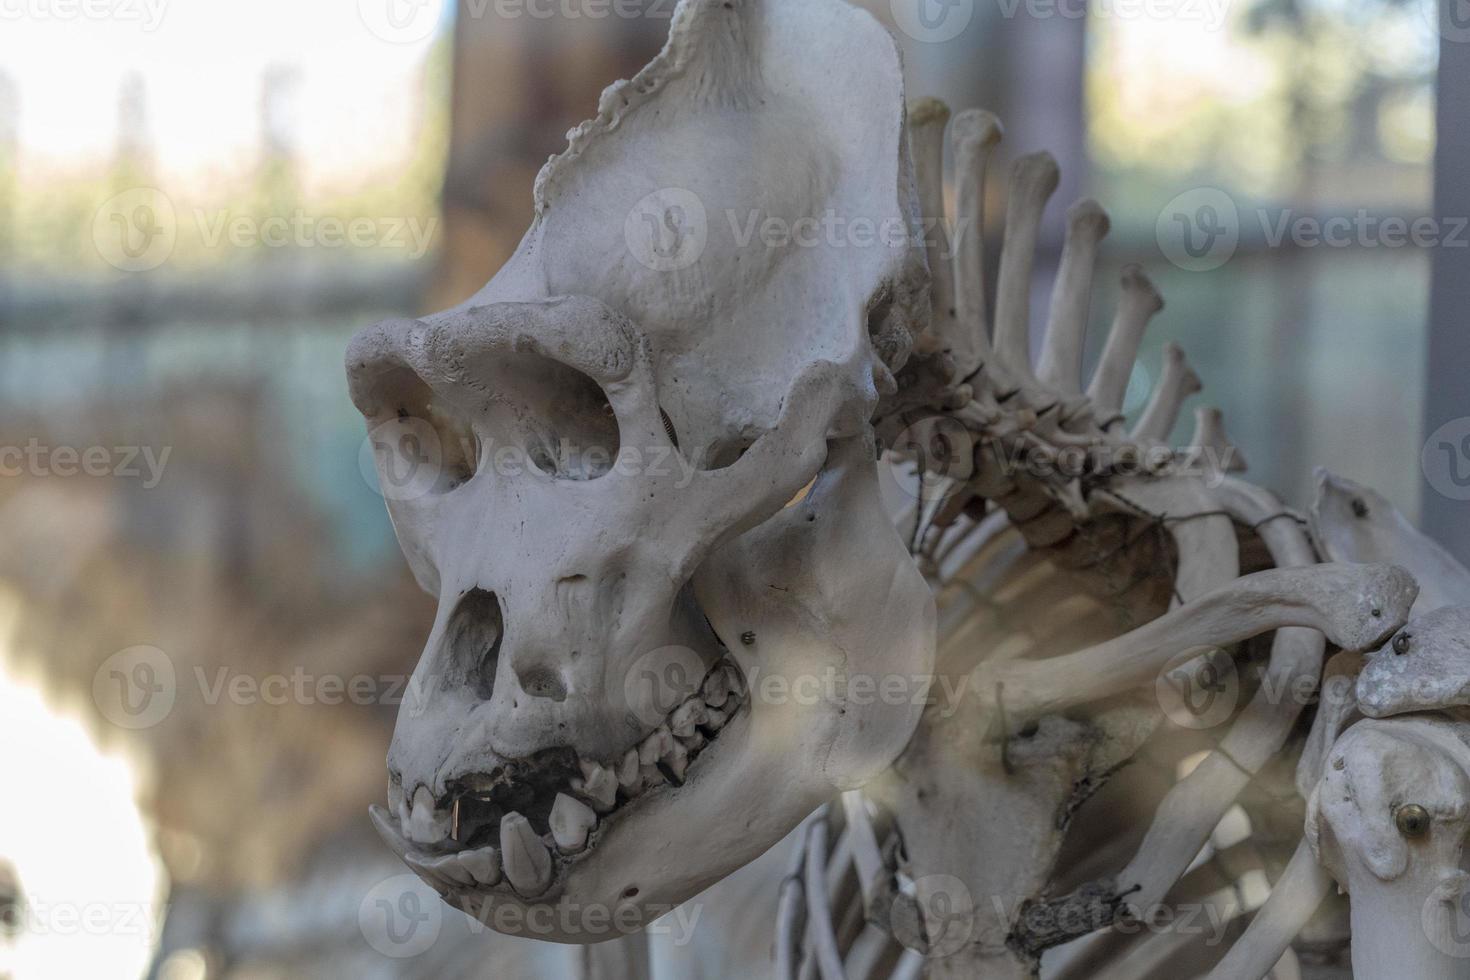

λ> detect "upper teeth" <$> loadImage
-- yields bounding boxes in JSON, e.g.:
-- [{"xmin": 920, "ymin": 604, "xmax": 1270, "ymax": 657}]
[{"xmin": 407, "ymin": 785, "xmax": 451, "ymax": 845}]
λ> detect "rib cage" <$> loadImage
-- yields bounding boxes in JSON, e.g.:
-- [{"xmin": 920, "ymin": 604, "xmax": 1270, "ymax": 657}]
[{"xmin": 777, "ymin": 98, "xmax": 1354, "ymax": 980}]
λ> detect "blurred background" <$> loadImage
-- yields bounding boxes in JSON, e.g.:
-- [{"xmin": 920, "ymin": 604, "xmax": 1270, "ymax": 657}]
[{"xmin": 0, "ymin": 0, "xmax": 1460, "ymax": 977}]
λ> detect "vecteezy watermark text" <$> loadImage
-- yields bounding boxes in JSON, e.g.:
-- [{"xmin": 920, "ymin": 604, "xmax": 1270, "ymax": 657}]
[
  {"xmin": 0, "ymin": 0, "xmax": 167, "ymax": 30},
  {"xmin": 0, "ymin": 440, "xmax": 170, "ymax": 488}
]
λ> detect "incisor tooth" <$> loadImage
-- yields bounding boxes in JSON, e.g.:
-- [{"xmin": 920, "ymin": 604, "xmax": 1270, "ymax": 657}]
[
  {"xmin": 406, "ymin": 851, "xmax": 471, "ymax": 890},
  {"xmin": 458, "ymin": 846, "xmax": 501, "ymax": 886},
  {"xmin": 426, "ymin": 852, "xmax": 475, "ymax": 887},
  {"xmin": 550, "ymin": 793, "xmax": 597, "ymax": 853},
  {"xmin": 500, "ymin": 812, "xmax": 552, "ymax": 896}
]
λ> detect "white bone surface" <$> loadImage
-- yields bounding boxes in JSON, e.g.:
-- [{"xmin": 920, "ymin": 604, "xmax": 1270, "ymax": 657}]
[{"xmin": 344, "ymin": 0, "xmax": 1470, "ymax": 972}]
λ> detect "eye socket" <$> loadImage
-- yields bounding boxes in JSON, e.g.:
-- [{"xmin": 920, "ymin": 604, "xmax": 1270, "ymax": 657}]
[{"xmin": 501, "ymin": 357, "xmax": 620, "ymax": 482}]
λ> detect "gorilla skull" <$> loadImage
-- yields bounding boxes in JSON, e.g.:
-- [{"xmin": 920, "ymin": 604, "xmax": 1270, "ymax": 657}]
[{"xmin": 348, "ymin": 0, "xmax": 935, "ymax": 941}]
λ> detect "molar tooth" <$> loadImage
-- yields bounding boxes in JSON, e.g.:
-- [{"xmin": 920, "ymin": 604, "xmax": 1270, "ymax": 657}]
[
  {"xmin": 458, "ymin": 846, "xmax": 501, "ymax": 886},
  {"xmin": 639, "ymin": 725, "xmax": 673, "ymax": 766},
  {"xmin": 678, "ymin": 730, "xmax": 707, "ymax": 753},
  {"xmin": 617, "ymin": 749, "xmax": 641, "ymax": 790},
  {"xmin": 670, "ymin": 698, "xmax": 707, "ymax": 737},
  {"xmin": 500, "ymin": 812, "xmax": 552, "ymax": 897},
  {"xmin": 550, "ymin": 793, "xmax": 597, "ymax": 853},
  {"xmin": 662, "ymin": 739, "xmax": 689, "ymax": 782},
  {"xmin": 407, "ymin": 786, "xmax": 450, "ymax": 844},
  {"xmin": 721, "ymin": 662, "xmax": 747, "ymax": 700},
  {"xmin": 702, "ymin": 671, "xmax": 730, "ymax": 708},
  {"xmin": 704, "ymin": 705, "xmax": 732, "ymax": 732},
  {"xmin": 639, "ymin": 764, "xmax": 666, "ymax": 788}
]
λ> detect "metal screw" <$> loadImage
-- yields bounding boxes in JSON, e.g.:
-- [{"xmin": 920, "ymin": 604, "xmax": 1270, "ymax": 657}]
[
  {"xmin": 1395, "ymin": 804, "xmax": 1431, "ymax": 839},
  {"xmin": 1394, "ymin": 633, "xmax": 1413, "ymax": 656},
  {"xmin": 740, "ymin": 631, "xmax": 756, "ymax": 646},
  {"xmin": 1351, "ymin": 498, "xmax": 1370, "ymax": 518},
  {"xmin": 1333, "ymin": 757, "xmax": 1346, "ymax": 771}
]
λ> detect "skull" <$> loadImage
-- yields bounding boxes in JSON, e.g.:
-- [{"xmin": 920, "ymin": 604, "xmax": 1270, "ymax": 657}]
[{"xmin": 348, "ymin": 0, "xmax": 935, "ymax": 941}]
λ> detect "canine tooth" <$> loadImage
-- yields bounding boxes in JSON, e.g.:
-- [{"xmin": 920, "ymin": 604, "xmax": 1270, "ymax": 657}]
[
  {"xmin": 639, "ymin": 725, "xmax": 673, "ymax": 766},
  {"xmin": 670, "ymin": 698, "xmax": 707, "ymax": 737},
  {"xmin": 617, "ymin": 749, "xmax": 641, "ymax": 790},
  {"xmin": 580, "ymin": 764, "xmax": 618, "ymax": 813},
  {"xmin": 407, "ymin": 786, "xmax": 450, "ymax": 844},
  {"xmin": 550, "ymin": 793, "xmax": 597, "ymax": 853},
  {"xmin": 458, "ymin": 846, "xmax": 501, "ymax": 886},
  {"xmin": 500, "ymin": 812, "xmax": 552, "ymax": 896}
]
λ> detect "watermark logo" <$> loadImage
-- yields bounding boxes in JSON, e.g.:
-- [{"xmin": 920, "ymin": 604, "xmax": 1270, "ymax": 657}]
[
  {"xmin": 1424, "ymin": 880, "xmax": 1470, "ymax": 959},
  {"xmin": 1155, "ymin": 647, "xmax": 1239, "ymax": 730},
  {"xmin": 890, "ymin": 0, "xmax": 976, "ymax": 43},
  {"xmin": 1424, "ymin": 0, "xmax": 1470, "ymax": 43},
  {"xmin": 622, "ymin": 644, "xmax": 706, "ymax": 728},
  {"xmin": 93, "ymin": 188, "xmax": 177, "ymax": 272},
  {"xmin": 881, "ymin": 416, "xmax": 976, "ymax": 508},
  {"xmin": 625, "ymin": 188, "xmax": 708, "ymax": 273},
  {"xmin": 93, "ymin": 645, "xmax": 176, "ymax": 730},
  {"xmin": 1157, "ymin": 187, "xmax": 1239, "ymax": 272},
  {"xmin": 1424, "ymin": 418, "xmax": 1470, "ymax": 501},
  {"xmin": 360, "ymin": 874, "xmax": 442, "ymax": 957},
  {"xmin": 358, "ymin": 0, "xmax": 444, "ymax": 43},
  {"xmin": 912, "ymin": 875, "xmax": 975, "ymax": 958},
  {"xmin": 360, "ymin": 417, "xmax": 445, "ymax": 503}
]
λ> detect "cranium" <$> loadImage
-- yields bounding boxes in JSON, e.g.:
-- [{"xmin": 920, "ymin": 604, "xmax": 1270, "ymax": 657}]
[{"xmin": 348, "ymin": 0, "xmax": 935, "ymax": 941}]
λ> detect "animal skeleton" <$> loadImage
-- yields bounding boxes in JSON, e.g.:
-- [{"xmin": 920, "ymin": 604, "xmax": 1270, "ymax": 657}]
[{"xmin": 348, "ymin": 1, "xmax": 1470, "ymax": 976}]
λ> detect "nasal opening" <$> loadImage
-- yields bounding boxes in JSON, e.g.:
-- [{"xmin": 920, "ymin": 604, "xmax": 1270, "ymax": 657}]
[{"xmin": 446, "ymin": 588, "xmax": 503, "ymax": 700}]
